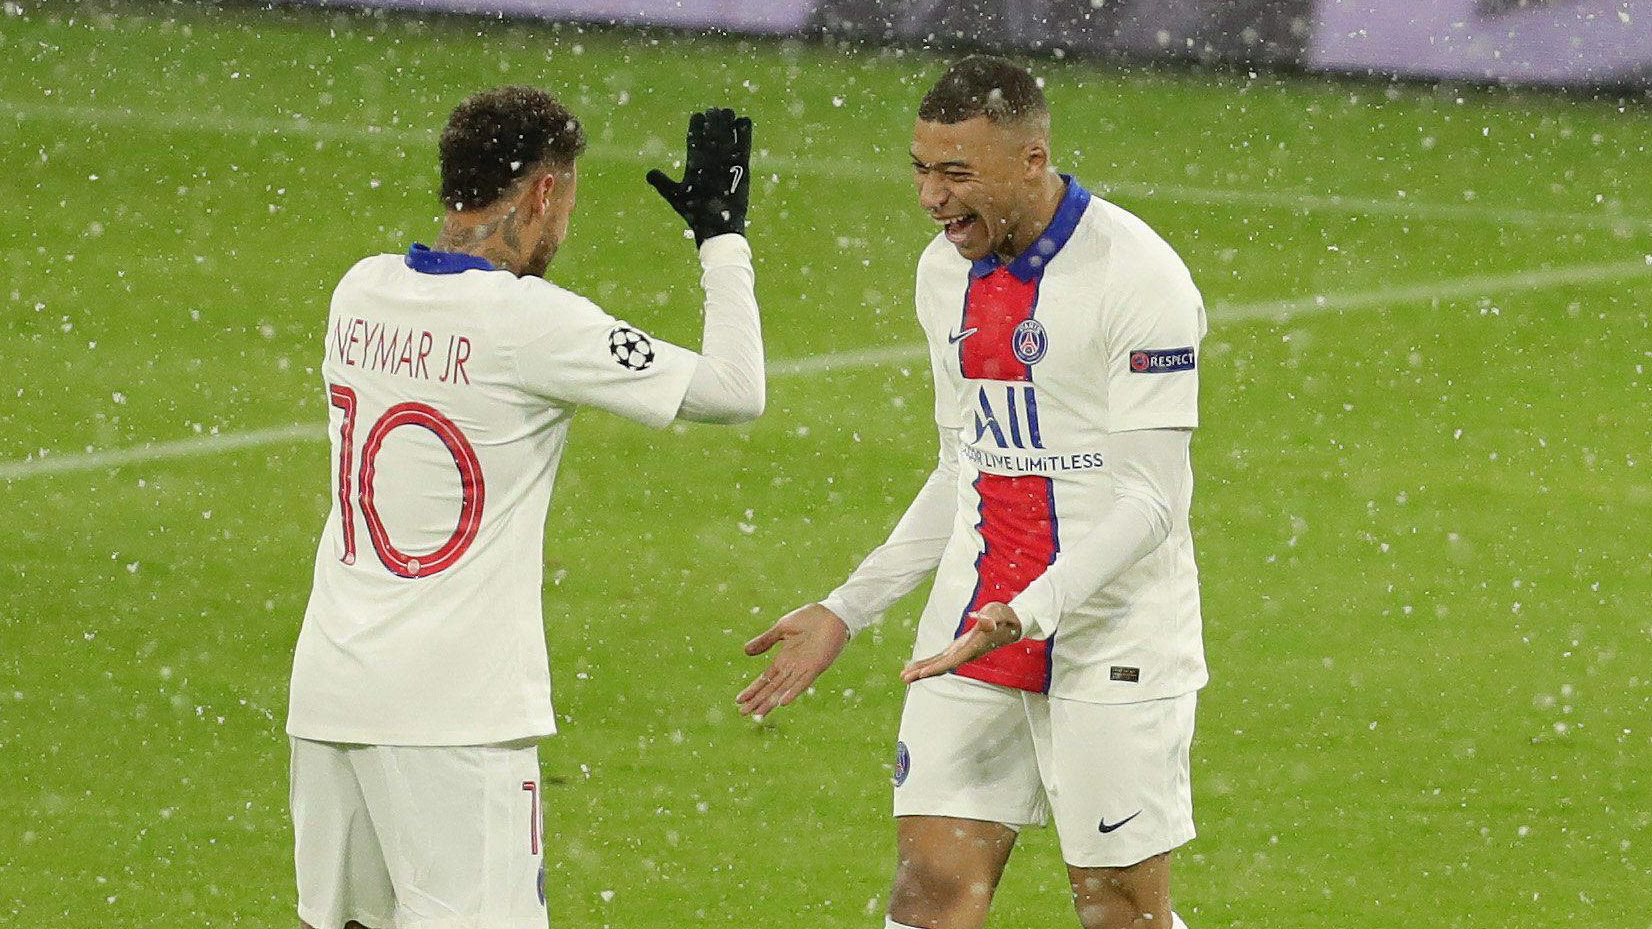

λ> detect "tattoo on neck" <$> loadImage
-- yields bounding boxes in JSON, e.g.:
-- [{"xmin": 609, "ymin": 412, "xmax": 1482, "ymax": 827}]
[
  {"xmin": 436, "ymin": 206, "xmax": 523, "ymax": 272},
  {"xmin": 499, "ymin": 208, "xmax": 522, "ymax": 252}
]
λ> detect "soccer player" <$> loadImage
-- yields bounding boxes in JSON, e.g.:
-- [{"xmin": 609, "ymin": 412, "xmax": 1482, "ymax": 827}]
[
  {"xmin": 286, "ymin": 87, "xmax": 762, "ymax": 929},
  {"xmin": 739, "ymin": 57, "xmax": 1207, "ymax": 929}
]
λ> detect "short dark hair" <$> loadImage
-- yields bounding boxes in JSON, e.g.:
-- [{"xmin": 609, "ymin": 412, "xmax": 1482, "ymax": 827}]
[
  {"xmin": 918, "ymin": 55, "xmax": 1047, "ymax": 125},
  {"xmin": 439, "ymin": 86, "xmax": 586, "ymax": 212}
]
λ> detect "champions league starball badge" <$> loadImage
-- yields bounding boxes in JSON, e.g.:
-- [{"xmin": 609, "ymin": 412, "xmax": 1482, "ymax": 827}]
[
  {"xmin": 608, "ymin": 325, "xmax": 656, "ymax": 371},
  {"xmin": 1012, "ymin": 319, "xmax": 1048, "ymax": 365}
]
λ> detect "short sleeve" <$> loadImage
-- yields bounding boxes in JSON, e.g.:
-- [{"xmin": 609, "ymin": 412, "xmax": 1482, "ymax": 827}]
[
  {"xmin": 1102, "ymin": 244, "xmax": 1206, "ymax": 433},
  {"xmin": 510, "ymin": 292, "xmax": 699, "ymax": 430}
]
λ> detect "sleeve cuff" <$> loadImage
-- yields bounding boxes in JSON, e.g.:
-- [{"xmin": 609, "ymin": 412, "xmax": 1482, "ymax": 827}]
[
  {"xmin": 1007, "ymin": 583, "xmax": 1057, "ymax": 641},
  {"xmin": 819, "ymin": 592, "xmax": 875, "ymax": 638},
  {"xmin": 698, "ymin": 233, "xmax": 752, "ymax": 269}
]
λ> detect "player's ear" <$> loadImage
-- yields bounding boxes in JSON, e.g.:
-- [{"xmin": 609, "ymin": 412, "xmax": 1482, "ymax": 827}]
[
  {"xmin": 530, "ymin": 171, "xmax": 559, "ymax": 216},
  {"xmin": 1022, "ymin": 139, "xmax": 1049, "ymax": 180}
]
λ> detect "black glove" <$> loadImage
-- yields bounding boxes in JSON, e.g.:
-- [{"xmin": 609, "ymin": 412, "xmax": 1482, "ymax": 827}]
[{"xmin": 647, "ymin": 107, "xmax": 753, "ymax": 246}]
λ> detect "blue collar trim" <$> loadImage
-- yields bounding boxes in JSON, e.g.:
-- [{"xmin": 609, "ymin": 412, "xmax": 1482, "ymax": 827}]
[
  {"xmin": 970, "ymin": 175, "xmax": 1092, "ymax": 282},
  {"xmin": 405, "ymin": 243, "xmax": 496, "ymax": 275}
]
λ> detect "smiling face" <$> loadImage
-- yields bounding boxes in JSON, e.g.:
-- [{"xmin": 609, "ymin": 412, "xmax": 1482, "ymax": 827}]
[{"xmin": 911, "ymin": 115, "xmax": 1049, "ymax": 262}]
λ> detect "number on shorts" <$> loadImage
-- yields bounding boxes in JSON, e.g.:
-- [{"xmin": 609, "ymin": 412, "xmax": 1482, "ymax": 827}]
[{"xmin": 522, "ymin": 780, "xmax": 540, "ymax": 855}]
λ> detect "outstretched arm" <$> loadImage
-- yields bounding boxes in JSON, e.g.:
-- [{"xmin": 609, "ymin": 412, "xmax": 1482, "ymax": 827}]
[
  {"xmin": 675, "ymin": 234, "xmax": 764, "ymax": 423},
  {"xmin": 648, "ymin": 107, "xmax": 764, "ymax": 425},
  {"xmin": 512, "ymin": 108, "xmax": 762, "ymax": 429},
  {"xmin": 737, "ymin": 427, "xmax": 961, "ymax": 716},
  {"xmin": 820, "ymin": 427, "xmax": 961, "ymax": 634}
]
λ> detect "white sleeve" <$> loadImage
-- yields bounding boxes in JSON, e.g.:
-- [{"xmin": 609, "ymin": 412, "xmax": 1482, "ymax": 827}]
[
  {"xmin": 817, "ymin": 258, "xmax": 965, "ymax": 636},
  {"xmin": 1007, "ymin": 428, "xmax": 1189, "ymax": 640},
  {"xmin": 819, "ymin": 426, "xmax": 960, "ymax": 636},
  {"xmin": 1103, "ymin": 243, "xmax": 1206, "ymax": 432},
  {"xmin": 511, "ymin": 235, "xmax": 760, "ymax": 429},
  {"xmin": 676, "ymin": 235, "xmax": 765, "ymax": 424}
]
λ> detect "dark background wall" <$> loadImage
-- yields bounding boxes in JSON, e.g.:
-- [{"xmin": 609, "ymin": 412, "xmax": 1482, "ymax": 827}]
[{"xmin": 294, "ymin": 0, "xmax": 1652, "ymax": 87}]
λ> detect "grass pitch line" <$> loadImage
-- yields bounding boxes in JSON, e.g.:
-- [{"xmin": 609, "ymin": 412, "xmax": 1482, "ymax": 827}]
[
  {"xmin": 1091, "ymin": 182, "xmax": 1652, "ymax": 234},
  {"xmin": 0, "ymin": 423, "xmax": 325, "ymax": 481},
  {"xmin": 7, "ymin": 99, "xmax": 1650, "ymax": 234},
  {"xmin": 4, "ymin": 257, "xmax": 1648, "ymax": 483},
  {"xmin": 1218, "ymin": 257, "xmax": 1652, "ymax": 321},
  {"xmin": 769, "ymin": 344, "xmax": 927, "ymax": 376}
]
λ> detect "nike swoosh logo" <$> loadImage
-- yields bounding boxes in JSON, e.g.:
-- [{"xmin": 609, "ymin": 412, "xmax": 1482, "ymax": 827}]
[
  {"xmin": 948, "ymin": 327, "xmax": 979, "ymax": 344},
  {"xmin": 728, "ymin": 165, "xmax": 744, "ymax": 194},
  {"xmin": 1098, "ymin": 811, "xmax": 1141, "ymax": 834}
]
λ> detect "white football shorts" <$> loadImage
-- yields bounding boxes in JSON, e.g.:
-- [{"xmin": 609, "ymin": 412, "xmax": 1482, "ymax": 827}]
[
  {"xmin": 892, "ymin": 674, "xmax": 1196, "ymax": 868},
  {"xmin": 289, "ymin": 737, "xmax": 548, "ymax": 929}
]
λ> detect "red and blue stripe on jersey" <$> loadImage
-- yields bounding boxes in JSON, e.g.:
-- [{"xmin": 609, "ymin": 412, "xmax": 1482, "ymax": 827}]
[
  {"xmin": 956, "ymin": 471, "xmax": 1061, "ymax": 692},
  {"xmin": 957, "ymin": 271, "xmax": 1041, "ymax": 384},
  {"xmin": 951, "ymin": 176, "xmax": 1091, "ymax": 694}
]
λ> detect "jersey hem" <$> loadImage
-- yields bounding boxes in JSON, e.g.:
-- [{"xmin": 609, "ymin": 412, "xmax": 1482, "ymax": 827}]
[
  {"xmin": 1046, "ymin": 675, "xmax": 1208, "ymax": 706},
  {"xmin": 953, "ymin": 664, "xmax": 1049, "ymax": 694},
  {"xmin": 285, "ymin": 721, "xmax": 557, "ymax": 747}
]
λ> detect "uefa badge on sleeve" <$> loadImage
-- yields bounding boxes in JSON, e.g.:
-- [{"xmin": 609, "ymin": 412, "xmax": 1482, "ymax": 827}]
[
  {"xmin": 1011, "ymin": 319, "xmax": 1048, "ymax": 365},
  {"xmin": 1130, "ymin": 346, "xmax": 1196, "ymax": 374},
  {"xmin": 608, "ymin": 325, "xmax": 656, "ymax": 371}
]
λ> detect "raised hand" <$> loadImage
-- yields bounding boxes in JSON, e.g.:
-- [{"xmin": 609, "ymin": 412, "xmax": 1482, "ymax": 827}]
[
  {"xmin": 737, "ymin": 603, "xmax": 850, "ymax": 717},
  {"xmin": 646, "ymin": 107, "xmax": 753, "ymax": 245},
  {"xmin": 900, "ymin": 601, "xmax": 1023, "ymax": 684}
]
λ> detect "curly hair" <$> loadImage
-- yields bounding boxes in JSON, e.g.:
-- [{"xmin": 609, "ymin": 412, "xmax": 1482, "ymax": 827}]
[{"xmin": 439, "ymin": 86, "xmax": 587, "ymax": 212}]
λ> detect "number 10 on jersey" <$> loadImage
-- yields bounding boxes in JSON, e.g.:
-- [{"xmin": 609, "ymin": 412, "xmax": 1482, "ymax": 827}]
[{"xmin": 327, "ymin": 384, "xmax": 487, "ymax": 579}]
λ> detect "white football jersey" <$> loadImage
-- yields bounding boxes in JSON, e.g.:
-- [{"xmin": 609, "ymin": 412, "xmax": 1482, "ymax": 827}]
[
  {"xmin": 287, "ymin": 242, "xmax": 716, "ymax": 746},
  {"xmin": 913, "ymin": 178, "xmax": 1208, "ymax": 703}
]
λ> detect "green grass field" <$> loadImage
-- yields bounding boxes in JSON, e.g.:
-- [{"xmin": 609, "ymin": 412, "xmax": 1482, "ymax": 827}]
[{"xmin": 3, "ymin": 3, "xmax": 1650, "ymax": 926}]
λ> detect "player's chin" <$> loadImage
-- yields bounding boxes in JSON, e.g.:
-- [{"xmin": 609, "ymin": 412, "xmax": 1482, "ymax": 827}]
[{"xmin": 948, "ymin": 231, "xmax": 993, "ymax": 262}]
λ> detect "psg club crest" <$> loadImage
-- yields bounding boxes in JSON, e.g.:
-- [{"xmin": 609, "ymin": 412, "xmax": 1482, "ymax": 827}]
[
  {"xmin": 608, "ymin": 325, "xmax": 656, "ymax": 371},
  {"xmin": 1011, "ymin": 319, "xmax": 1048, "ymax": 365},
  {"xmin": 894, "ymin": 741, "xmax": 911, "ymax": 786}
]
